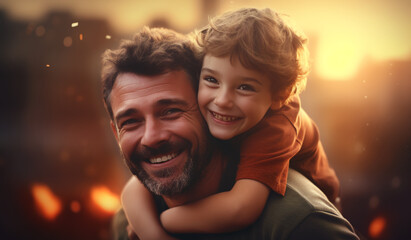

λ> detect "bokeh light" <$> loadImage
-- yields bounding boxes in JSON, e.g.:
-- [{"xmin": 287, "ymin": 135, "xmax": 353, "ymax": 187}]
[
  {"xmin": 369, "ymin": 216, "xmax": 387, "ymax": 238},
  {"xmin": 70, "ymin": 200, "xmax": 81, "ymax": 213},
  {"xmin": 91, "ymin": 186, "xmax": 120, "ymax": 214},
  {"xmin": 31, "ymin": 184, "xmax": 62, "ymax": 220}
]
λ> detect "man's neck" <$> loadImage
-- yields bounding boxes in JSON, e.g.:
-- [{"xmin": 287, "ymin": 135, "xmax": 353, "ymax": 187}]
[{"xmin": 162, "ymin": 151, "xmax": 225, "ymax": 208}]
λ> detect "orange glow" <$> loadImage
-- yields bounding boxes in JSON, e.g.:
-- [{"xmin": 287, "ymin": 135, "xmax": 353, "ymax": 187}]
[
  {"xmin": 315, "ymin": 33, "xmax": 363, "ymax": 80},
  {"xmin": 70, "ymin": 201, "xmax": 81, "ymax": 213},
  {"xmin": 31, "ymin": 184, "xmax": 62, "ymax": 220},
  {"xmin": 369, "ymin": 216, "xmax": 387, "ymax": 238},
  {"xmin": 90, "ymin": 186, "xmax": 120, "ymax": 214},
  {"xmin": 79, "ymin": 33, "xmax": 83, "ymax": 40}
]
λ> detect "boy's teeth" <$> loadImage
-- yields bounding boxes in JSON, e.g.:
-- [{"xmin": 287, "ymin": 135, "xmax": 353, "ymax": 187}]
[
  {"xmin": 149, "ymin": 152, "xmax": 177, "ymax": 164},
  {"xmin": 212, "ymin": 112, "xmax": 238, "ymax": 122}
]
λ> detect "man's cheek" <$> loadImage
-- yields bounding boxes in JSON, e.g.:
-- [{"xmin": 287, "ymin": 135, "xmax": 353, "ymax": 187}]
[
  {"xmin": 119, "ymin": 136, "xmax": 137, "ymax": 158},
  {"xmin": 176, "ymin": 118, "xmax": 204, "ymax": 137}
]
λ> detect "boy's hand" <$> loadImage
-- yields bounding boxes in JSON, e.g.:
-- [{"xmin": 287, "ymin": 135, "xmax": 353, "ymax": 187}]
[
  {"xmin": 127, "ymin": 224, "xmax": 180, "ymax": 240},
  {"xmin": 127, "ymin": 224, "xmax": 140, "ymax": 240}
]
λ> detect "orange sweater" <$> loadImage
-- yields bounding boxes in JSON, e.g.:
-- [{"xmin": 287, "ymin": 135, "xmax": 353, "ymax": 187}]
[{"xmin": 236, "ymin": 96, "xmax": 340, "ymax": 202}]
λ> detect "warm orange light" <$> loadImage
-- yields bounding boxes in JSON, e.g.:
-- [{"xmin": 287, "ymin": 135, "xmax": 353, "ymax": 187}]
[
  {"xmin": 90, "ymin": 186, "xmax": 120, "ymax": 214},
  {"xmin": 31, "ymin": 184, "xmax": 62, "ymax": 220},
  {"xmin": 315, "ymin": 34, "xmax": 363, "ymax": 81},
  {"xmin": 369, "ymin": 216, "xmax": 387, "ymax": 238}
]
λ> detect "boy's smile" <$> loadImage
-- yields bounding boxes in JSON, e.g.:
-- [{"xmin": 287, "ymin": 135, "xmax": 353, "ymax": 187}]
[
  {"xmin": 198, "ymin": 54, "xmax": 276, "ymax": 140},
  {"xmin": 210, "ymin": 110, "xmax": 241, "ymax": 123}
]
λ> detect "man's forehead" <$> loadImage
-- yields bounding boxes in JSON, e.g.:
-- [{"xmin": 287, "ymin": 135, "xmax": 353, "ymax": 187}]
[
  {"xmin": 113, "ymin": 71, "xmax": 192, "ymax": 90},
  {"xmin": 110, "ymin": 71, "xmax": 196, "ymax": 114}
]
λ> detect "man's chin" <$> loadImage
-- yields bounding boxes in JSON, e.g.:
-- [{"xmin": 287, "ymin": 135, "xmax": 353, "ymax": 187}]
[
  {"xmin": 141, "ymin": 172, "xmax": 191, "ymax": 196},
  {"xmin": 134, "ymin": 156, "xmax": 195, "ymax": 196}
]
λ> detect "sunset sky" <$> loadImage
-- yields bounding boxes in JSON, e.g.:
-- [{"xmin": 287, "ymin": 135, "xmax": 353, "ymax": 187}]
[{"xmin": 1, "ymin": 0, "xmax": 410, "ymax": 80}]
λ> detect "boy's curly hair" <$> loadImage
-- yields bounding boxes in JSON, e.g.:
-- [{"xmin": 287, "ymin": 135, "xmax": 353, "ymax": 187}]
[{"xmin": 195, "ymin": 8, "xmax": 310, "ymax": 103}]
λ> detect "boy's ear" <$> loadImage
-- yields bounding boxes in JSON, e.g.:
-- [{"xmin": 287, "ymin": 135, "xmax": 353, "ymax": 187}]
[
  {"xmin": 270, "ymin": 100, "xmax": 283, "ymax": 111},
  {"xmin": 110, "ymin": 120, "xmax": 119, "ymax": 142},
  {"xmin": 270, "ymin": 88, "xmax": 291, "ymax": 110}
]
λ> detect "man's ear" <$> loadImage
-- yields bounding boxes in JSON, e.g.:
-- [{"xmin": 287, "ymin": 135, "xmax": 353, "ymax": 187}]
[{"xmin": 110, "ymin": 120, "xmax": 119, "ymax": 142}]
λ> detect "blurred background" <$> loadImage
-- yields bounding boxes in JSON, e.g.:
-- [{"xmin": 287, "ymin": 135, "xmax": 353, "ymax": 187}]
[{"xmin": 0, "ymin": 0, "xmax": 410, "ymax": 239}]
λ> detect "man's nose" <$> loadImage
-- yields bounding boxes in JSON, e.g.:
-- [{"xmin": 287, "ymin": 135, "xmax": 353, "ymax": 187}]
[
  {"xmin": 214, "ymin": 88, "xmax": 234, "ymax": 108},
  {"xmin": 140, "ymin": 118, "xmax": 170, "ymax": 148}
]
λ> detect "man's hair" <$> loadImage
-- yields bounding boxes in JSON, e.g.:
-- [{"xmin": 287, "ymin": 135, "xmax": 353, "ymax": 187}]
[
  {"xmin": 195, "ymin": 8, "xmax": 310, "ymax": 103},
  {"xmin": 101, "ymin": 27, "xmax": 202, "ymax": 119}
]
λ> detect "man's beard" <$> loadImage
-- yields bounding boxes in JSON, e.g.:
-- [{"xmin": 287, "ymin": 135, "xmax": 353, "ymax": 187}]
[{"xmin": 124, "ymin": 139, "xmax": 210, "ymax": 196}]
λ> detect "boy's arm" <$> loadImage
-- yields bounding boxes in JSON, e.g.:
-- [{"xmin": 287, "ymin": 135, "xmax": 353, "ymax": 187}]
[
  {"xmin": 160, "ymin": 179, "xmax": 270, "ymax": 233},
  {"xmin": 121, "ymin": 176, "xmax": 178, "ymax": 240}
]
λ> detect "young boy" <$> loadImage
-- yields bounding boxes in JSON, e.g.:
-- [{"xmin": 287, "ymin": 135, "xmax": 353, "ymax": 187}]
[{"xmin": 122, "ymin": 7, "xmax": 340, "ymax": 239}]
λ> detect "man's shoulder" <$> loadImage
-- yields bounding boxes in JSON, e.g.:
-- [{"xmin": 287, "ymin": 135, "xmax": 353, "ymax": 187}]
[
  {"xmin": 249, "ymin": 169, "xmax": 358, "ymax": 240},
  {"xmin": 188, "ymin": 169, "xmax": 358, "ymax": 240},
  {"xmin": 286, "ymin": 168, "xmax": 340, "ymax": 214}
]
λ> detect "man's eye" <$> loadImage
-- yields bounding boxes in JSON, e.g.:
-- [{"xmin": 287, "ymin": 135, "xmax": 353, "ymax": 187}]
[
  {"xmin": 238, "ymin": 84, "xmax": 256, "ymax": 92},
  {"xmin": 120, "ymin": 119, "xmax": 138, "ymax": 128},
  {"xmin": 165, "ymin": 108, "xmax": 180, "ymax": 114},
  {"xmin": 163, "ymin": 108, "xmax": 182, "ymax": 116}
]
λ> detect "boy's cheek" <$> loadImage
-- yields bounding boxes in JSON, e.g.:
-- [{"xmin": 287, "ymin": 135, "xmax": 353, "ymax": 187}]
[{"xmin": 197, "ymin": 90, "xmax": 209, "ymax": 108}]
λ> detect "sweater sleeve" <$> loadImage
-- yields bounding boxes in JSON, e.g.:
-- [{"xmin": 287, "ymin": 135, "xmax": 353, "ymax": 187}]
[{"xmin": 236, "ymin": 112, "xmax": 301, "ymax": 196}]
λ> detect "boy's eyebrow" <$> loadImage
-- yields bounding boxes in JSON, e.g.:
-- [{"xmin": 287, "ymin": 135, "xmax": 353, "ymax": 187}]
[
  {"xmin": 201, "ymin": 68, "xmax": 218, "ymax": 75},
  {"xmin": 202, "ymin": 67, "xmax": 263, "ymax": 86},
  {"xmin": 239, "ymin": 77, "xmax": 263, "ymax": 86}
]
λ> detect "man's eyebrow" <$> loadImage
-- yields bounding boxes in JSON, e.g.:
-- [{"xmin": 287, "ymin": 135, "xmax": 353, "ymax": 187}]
[
  {"xmin": 156, "ymin": 98, "xmax": 190, "ymax": 108},
  {"xmin": 115, "ymin": 99, "xmax": 190, "ymax": 122},
  {"xmin": 115, "ymin": 109, "xmax": 138, "ymax": 123}
]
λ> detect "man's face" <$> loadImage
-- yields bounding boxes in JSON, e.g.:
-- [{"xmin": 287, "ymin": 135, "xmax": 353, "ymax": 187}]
[{"xmin": 110, "ymin": 71, "xmax": 210, "ymax": 196}]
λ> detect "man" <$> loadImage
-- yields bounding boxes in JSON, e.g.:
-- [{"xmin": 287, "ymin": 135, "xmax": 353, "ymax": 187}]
[{"xmin": 102, "ymin": 27, "xmax": 359, "ymax": 240}]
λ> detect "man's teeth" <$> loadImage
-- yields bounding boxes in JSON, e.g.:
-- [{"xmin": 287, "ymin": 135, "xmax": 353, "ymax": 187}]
[
  {"xmin": 149, "ymin": 152, "xmax": 177, "ymax": 164},
  {"xmin": 212, "ymin": 112, "xmax": 238, "ymax": 122}
]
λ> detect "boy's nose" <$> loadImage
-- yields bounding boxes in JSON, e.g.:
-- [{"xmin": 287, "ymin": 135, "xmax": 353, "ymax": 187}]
[
  {"xmin": 140, "ymin": 118, "xmax": 170, "ymax": 148},
  {"xmin": 214, "ymin": 89, "xmax": 234, "ymax": 108}
]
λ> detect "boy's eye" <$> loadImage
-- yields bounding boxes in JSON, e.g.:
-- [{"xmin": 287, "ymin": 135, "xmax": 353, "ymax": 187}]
[
  {"xmin": 238, "ymin": 84, "xmax": 256, "ymax": 92},
  {"xmin": 203, "ymin": 76, "xmax": 218, "ymax": 84}
]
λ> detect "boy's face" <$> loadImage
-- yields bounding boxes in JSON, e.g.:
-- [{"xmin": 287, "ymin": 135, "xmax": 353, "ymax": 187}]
[{"xmin": 198, "ymin": 54, "xmax": 275, "ymax": 140}]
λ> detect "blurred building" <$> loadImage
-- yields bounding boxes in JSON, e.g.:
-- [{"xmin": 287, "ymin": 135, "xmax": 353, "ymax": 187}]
[
  {"xmin": 0, "ymin": 10, "xmax": 128, "ymax": 239},
  {"xmin": 301, "ymin": 42, "xmax": 411, "ymax": 239}
]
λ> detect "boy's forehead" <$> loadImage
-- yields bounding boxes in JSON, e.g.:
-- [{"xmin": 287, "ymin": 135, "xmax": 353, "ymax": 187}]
[{"xmin": 203, "ymin": 54, "xmax": 267, "ymax": 77}]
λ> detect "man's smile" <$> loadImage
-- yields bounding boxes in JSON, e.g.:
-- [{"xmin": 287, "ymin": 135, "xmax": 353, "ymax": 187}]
[{"xmin": 148, "ymin": 151, "xmax": 179, "ymax": 164}]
